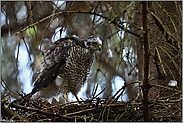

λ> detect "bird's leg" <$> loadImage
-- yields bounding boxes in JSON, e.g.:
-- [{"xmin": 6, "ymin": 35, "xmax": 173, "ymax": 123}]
[
  {"xmin": 64, "ymin": 92, "xmax": 67, "ymax": 104},
  {"xmin": 63, "ymin": 92, "xmax": 68, "ymax": 115}
]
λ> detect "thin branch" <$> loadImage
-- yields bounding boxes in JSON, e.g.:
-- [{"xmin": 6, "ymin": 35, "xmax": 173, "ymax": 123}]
[
  {"xmin": 22, "ymin": 36, "xmax": 32, "ymax": 61},
  {"xmin": 15, "ymin": 10, "xmax": 140, "ymax": 37},
  {"xmin": 93, "ymin": 85, "xmax": 108, "ymax": 99},
  {"xmin": 10, "ymin": 102, "xmax": 80, "ymax": 121},
  {"xmin": 151, "ymin": 84, "xmax": 182, "ymax": 93}
]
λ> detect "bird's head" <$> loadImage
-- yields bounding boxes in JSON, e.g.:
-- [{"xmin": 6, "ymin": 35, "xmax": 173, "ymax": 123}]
[{"xmin": 84, "ymin": 36, "xmax": 102, "ymax": 52}]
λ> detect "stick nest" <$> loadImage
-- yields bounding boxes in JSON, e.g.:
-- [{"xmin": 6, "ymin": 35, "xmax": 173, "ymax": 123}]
[{"xmin": 1, "ymin": 94, "xmax": 182, "ymax": 122}]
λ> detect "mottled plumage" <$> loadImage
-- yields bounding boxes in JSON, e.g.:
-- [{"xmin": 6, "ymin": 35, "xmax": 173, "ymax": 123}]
[{"xmin": 26, "ymin": 36, "xmax": 102, "ymax": 103}]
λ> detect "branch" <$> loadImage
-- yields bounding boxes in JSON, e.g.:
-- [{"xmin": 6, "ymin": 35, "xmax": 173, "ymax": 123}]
[
  {"xmin": 15, "ymin": 10, "xmax": 140, "ymax": 38},
  {"xmin": 142, "ymin": 1, "xmax": 150, "ymax": 121}
]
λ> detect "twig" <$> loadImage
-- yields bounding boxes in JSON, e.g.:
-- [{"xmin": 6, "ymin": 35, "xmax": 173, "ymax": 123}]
[
  {"xmin": 93, "ymin": 85, "xmax": 108, "ymax": 99},
  {"xmin": 157, "ymin": 45, "xmax": 181, "ymax": 76},
  {"xmin": 92, "ymin": 83, "xmax": 99, "ymax": 98},
  {"xmin": 16, "ymin": 37, "xmax": 21, "ymax": 67},
  {"xmin": 22, "ymin": 36, "xmax": 32, "ymax": 61},
  {"xmin": 113, "ymin": 81, "xmax": 142, "ymax": 102},
  {"xmin": 1, "ymin": 98, "xmax": 28, "ymax": 121},
  {"xmin": 151, "ymin": 84, "xmax": 182, "ymax": 93},
  {"xmin": 10, "ymin": 102, "xmax": 77, "ymax": 121},
  {"xmin": 154, "ymin": 44, "xmax": 167, "ymax": 76},
  {"xmin": 64, "ymin": 106, "xmax": 100, "ymax": 116},
  {"xmin": 1, "ymin": 78, "xmax": 19, "ymax": 96},
  {"xmin": 148, "ymin": 8, "xmax": 181, "ymax": 43}
]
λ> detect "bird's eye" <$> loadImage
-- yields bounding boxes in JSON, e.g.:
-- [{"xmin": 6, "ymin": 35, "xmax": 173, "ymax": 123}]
[
  {"xmin": 92, "ymin": 42, "xmax": 97, "ymax": 46},
  {"xmin": 87, "ymin": 42, "xmax": 91, "ymax": 46}
]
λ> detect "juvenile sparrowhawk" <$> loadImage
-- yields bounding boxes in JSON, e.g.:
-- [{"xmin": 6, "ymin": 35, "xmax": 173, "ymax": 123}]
[{"xmin": 25, "ymin": 36, "xmax": 102, "ymax": 103}]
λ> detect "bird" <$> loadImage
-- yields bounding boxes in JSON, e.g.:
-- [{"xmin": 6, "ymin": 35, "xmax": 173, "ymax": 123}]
[{"xmin": 25, "ymin": 36, "xmax": 102, "ymax": 104}]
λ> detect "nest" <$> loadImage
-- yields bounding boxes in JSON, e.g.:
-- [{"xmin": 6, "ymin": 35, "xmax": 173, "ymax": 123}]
[{"xmin": 1, "ymin": 93, "xmax": 182, "ymax": 122}]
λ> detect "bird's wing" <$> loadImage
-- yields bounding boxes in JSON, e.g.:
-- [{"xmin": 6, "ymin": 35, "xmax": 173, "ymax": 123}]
[{"xmin": 26, "ymin": 37, "xmax": 83, "ymax": 97}]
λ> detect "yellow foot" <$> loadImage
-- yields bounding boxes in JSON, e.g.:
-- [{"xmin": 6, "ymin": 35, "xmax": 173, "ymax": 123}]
[{"xmin": 64, "ymin": 92, "xmax": 68, "ymax": 104}]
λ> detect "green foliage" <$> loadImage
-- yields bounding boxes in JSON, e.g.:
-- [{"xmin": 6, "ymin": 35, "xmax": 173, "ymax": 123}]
[{"xmin": 26, "ymin": 25, "xmax": 37, "ymax": 37}]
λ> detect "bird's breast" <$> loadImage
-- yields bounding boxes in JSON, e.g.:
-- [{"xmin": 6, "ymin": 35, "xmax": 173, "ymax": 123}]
[{"xmin": 56, "ymin": 46, "xmax": 95, "ymax": 93}]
